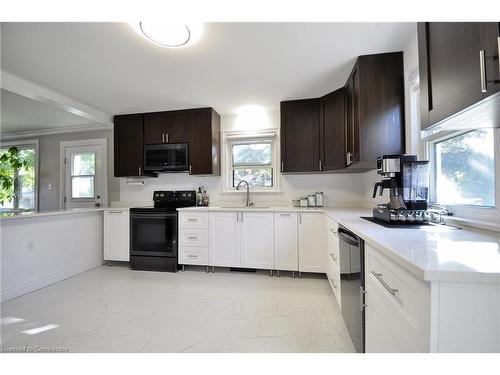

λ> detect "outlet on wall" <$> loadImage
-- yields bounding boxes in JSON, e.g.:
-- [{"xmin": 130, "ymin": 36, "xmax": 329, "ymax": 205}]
[{"xmin": 27, "ymin": 240, "xmax": 35, "ymax": 251}]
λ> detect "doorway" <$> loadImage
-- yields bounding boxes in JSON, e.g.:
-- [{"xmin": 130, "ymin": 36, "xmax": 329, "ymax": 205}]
[{"xmin": 59, "ymin": 139, "xmax": 108, "ymax": 209}]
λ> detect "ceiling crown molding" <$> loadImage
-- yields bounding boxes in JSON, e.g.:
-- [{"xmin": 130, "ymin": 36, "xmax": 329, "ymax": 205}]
[
  {"xmin": 0, "ymin": 123, "xmax": 113, "ymax": 141},
  {"xmin": 1, "ymin": 71, "xmax": 113, "ymax": 127}
]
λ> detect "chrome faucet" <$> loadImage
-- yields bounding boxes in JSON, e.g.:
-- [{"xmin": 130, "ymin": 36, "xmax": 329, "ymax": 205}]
[{"xmin": 236, "ymin": 180, "xmax": 253, "ymax": 207}]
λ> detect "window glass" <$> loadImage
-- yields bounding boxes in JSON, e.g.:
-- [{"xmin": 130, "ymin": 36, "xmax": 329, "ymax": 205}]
[
  {"xmin": 232, "ymin": 143, "xmax": 271, "ymax": 166},
  {"xmin": 231, "ymin": 141, "xmax": 273, "ymax": 188},
  {"xmin": 72, "ymin": 176, "xmax": 95, "ymax": 198},
  {"xmin": 434, "ymin": 129, "xmax": 495, "ymax": 207},
  {"xmin": 0, "ymin": 144, "xmax": 37, "ymax": 212},
  {"xmin": 72, "ymin": 153, "xmax": 95, "ymax": 175}
]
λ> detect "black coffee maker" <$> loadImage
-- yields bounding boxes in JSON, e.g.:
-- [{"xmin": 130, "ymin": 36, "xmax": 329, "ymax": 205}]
[{"xmin": 372, "ymin": 155, "xmax": 430, "ymax": 223}]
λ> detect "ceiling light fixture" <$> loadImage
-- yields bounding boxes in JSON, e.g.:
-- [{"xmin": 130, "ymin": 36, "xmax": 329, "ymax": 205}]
[{"xmin": 135, "ymin": 22, "xmax": 203, "ymax": 48}]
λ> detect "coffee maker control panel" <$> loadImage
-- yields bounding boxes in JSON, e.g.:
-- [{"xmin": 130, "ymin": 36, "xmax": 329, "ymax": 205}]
[{"xmin": 373, "ymin": 207, "xmax": 430, "ymax": 223}]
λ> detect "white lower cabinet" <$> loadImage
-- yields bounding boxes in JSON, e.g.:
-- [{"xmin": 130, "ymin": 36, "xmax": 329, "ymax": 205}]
[
  {"xmin": 103, "ymin": 209, "xmax": 130, "ymax": 262},
  {"xmin": 209, "ymin": 211, "xmax": 275, "ymax": 269},
  {"xmin": 209, "ymin": 212, "xmax": 241, "ymax": 267},
  {"xmin": 240, "ymin": 212, "xmax": 274, "ymax": 269},
  {"xmin": 365, "ymin": 243, "xmax": 430, "ymax": 352},
  {"xmin": 298, "ymin": 213, "xmax": 326, "ymax": 273},
  {"xmin": 178, "ymin": 212, "xmax": 209, "ymax": 266},
  {"xmin": 326, "ymin": 216, "xmax": 341, "ymax": 307},
  {"xmin": 274, "ymin": 212, "xmax": 298, "ymax": 271}
]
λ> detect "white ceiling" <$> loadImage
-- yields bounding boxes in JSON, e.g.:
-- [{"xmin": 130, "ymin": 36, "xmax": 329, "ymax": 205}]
[
  {"xmin": 0, "ymin": 89, "xmax": 95, "ymax": 134},
  {"xmin": 1, "ymin": 22, "xmax": 416, "ymax": 120}
]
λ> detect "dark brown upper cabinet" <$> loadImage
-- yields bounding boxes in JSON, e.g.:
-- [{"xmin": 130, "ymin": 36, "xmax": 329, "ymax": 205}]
[
  {"xmin": 280, "ymin": 52, "xmax": 405, "ymax": 173},
  {"xmin": 418, "ymin": 22, "xmax": 500, "ymax": 131},
  {"xmin": 344, "ymin": 52, "xmax": 405, "ymax": 171},
  {"xmin": 144, "ymin": 111, "xmax": 188, "ymax": 144},
  {"xmin": 114, "ymin": 114, "xmax": 147, "ymax": 177},
  {"xmin": 114, "ymin": 107, "xmax": 220, "ymax": 177},
  {"xmin": 186, "ymin": 108, "xmax": 221, "ymax": 175},
  {"xmin": 320, "ymin": 88, "xmax": 346, "ymax": 171},
  {"xmin": 280, "ymin": 98, "xmax": 321, "ymax": 173}
]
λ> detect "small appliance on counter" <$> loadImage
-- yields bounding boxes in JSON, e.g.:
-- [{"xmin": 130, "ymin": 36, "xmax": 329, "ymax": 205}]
[
  {"xmin": 371, "ymin": 154, "xmax": 431, "ymax": 224},
  {"xmin": 129, "ymin": 190, "xmax": 196, "ymax": 272}
]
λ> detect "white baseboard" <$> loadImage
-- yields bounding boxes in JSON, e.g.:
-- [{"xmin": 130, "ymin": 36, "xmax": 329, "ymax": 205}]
[{"xmin": 0, "ymin": 257, "xmax": 103, "ymax": 303}]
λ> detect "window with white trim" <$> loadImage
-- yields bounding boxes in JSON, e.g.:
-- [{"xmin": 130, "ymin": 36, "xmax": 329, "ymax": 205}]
[
  {"xmin": 430, "ymin": 129, "xmax": 495, "ymax": 207},
  {"xmin": 224, "ymin": 132, "xmax": 279, "ymax": 192}
]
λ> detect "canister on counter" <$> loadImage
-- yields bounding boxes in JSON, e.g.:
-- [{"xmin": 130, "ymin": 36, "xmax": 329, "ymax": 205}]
[
  {"xmin": 307, "ymin": 194, "xmax": 316, "ymax": 207},
  {"xmin": 299, "ymin": 197, "xmax": 308, "ymax": 207},
  {"xmin": 315, "ymin": 192, "xmax": 324, "ymax": 207}
]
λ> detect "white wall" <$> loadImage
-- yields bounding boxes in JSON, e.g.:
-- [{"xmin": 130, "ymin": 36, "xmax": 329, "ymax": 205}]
[
  {"xmin": 120, "ymin": 110, "xmax": 369, "ymax": 207},
  {"xmin": 0, "ymin": 211, "xmax": 103, "ymax": 301}
]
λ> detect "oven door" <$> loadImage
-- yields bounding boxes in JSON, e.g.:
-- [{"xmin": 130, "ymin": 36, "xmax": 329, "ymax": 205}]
[
  {"xmin": 130, "ymin": 213, "xmax": 177, "ymax": 257},
  {"xmin": 144, "ymin": 143, "xmax": 189, "ymax": 172}
]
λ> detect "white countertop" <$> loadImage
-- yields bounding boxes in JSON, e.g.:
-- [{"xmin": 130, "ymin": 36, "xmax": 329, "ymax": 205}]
[
  {"xmin": 0, "ymin": 207, "xmax": 104, "ymax": 222},
  {"xmin": 179, "ymin": 206, "xmax": 500, "ymax": 283}
]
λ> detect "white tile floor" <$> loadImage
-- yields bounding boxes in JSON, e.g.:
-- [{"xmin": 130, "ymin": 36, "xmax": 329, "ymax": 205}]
[{"xmin": 0, "ymin": 265, "xmax": 355, "ymax": 353}]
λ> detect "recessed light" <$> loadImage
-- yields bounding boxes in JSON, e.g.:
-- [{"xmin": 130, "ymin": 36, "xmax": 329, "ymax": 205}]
[{"xmin": 135, "ymin": 22, "xmax": 203, "ymax": 48}]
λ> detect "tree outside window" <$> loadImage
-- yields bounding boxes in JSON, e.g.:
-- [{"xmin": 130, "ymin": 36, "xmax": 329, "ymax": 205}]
[{"xmin": 0, "ymin": 145, "xmax": 37, "ymax": 213}]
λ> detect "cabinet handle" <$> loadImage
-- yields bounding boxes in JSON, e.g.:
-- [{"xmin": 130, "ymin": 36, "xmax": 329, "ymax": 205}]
[
  {"xmin": 346, "ymin": 152, "xmax": 352, "ymax": 166},
  {"xmin": 188, "ymin": 255, "xmax": 198, "ymax": 258},
  {"xmin": 371, "ymin": 271, "xmax": 398, "ymax": 295},
  {"xmin": 281, "ymin": 162, "xmax": 284, "ymax": 172},
  {"xmin": 162, "ymin": 133, "xmax": 165, "ymax": 143},
  {"xmin": 108, "ymin": 211, "xmax": 123, "ymax": 214},
  {"xmin": 329, "ymin": 228, "xmax": 337, "ymax": 235},
  {"xmin": 330, "ymin": 253, "xmax": 338, "ymax": 262},
  {"xmin": 299, "ymin": 213, "xmax": 302, "ymax": 224},
  {"xmin": 240, "ymin": 212, "xmax": 243, "ymax": 223},
  {"xmin": 187, "ymin": 236, "xmax": 198, "ymax": 240},
  {"xmin": 319, "ymin": 160, "xmax": 322, "ymax": 171},
  {"xmin": 187, "ymin": 218, "xmax": 197, "ymax": 222},
  {"xmin": 280, "ymin": 213, "xmax": 291, "ymax": 217},
  {"xmin": 138, "ymin": 166, "xmax": 142, "ymax": 176},
  {"xmin": 166, "ymin": 133, "xmax": 169, "ymax": 143},
  {"xmin": 189, "ymin": 165, "xmax": 192, "ymax": 174},
  {"xmin": 497, "ymin": 37, "xmax": 500, "ymax": 79},
  {"xmin": 480, "ymin": 50, "xmax": 488, "ymax": 93}
]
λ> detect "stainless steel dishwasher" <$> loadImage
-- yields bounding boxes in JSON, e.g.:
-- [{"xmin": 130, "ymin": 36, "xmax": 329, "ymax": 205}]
[{"xmin": 338, "ymin": 224, "xmax": 365, "ymax": 353}]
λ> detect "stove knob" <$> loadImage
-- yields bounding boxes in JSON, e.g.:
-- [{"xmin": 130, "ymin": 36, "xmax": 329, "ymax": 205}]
[
  {"xmin": 406, "ymin": 213, "xmax": 415, "ymax": 222},
  {"xmin": 398, "ymin": 213, "xmax": 406, "ymax": 222}
]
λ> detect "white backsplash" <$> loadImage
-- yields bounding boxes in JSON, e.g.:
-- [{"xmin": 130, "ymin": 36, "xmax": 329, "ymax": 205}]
[{"xmin": 119, "ymin": 171, "xmax": 379, "ymax": 208}]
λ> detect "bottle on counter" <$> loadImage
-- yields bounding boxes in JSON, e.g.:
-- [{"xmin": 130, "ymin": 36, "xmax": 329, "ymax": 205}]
[
  {"xmin": 196, "ymin": 187, "xmax": 203, "ymax": 206},
  {"xmin": 201, "ymin": 186, "xmax": 209, "ymax": 207}
]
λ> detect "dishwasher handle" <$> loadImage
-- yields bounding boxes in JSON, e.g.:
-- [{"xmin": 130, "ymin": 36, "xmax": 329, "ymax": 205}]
[{"xmin": 338, "ymin": 227, "xmax": 359, "ymax": 246}]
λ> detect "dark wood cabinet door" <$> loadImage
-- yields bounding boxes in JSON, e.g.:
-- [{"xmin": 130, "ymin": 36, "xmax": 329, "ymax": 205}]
[
  {"xmin": 345, "ymin": 67, "xmax": 360, "ymax": 166},
  {"xmin": 321, "ymin": 88, "xmax": 346, "ymax": 171},
  {"xmin": 114, "ymin": 114, "xmax": 144, "ymax": 177},
  {"xmin": 418, "ymin": 22, "xmax": 484, "ymax": 129},
  {"xmin": 143, "ymin": 112, "xmax": 165, "ymax": 144},
  {"xmin": 186, "ymin": 108, "xmax": 213, "ymax": 174},
  {"xmin": 481, "ymin": 22, "xmax": 500, "ymax": 98},
  {"xmin": 143, "ymin": 111, "xmax": 188, "ymax": 144},
  {"xmin": 280, "ymin": 99, "xmax": 321, "ymax": 173}
]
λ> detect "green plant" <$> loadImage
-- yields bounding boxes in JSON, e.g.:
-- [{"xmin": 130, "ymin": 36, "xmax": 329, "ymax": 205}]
[{"xmin": 0, "ymin": 147, "xmax": 32, "ymax": 205}]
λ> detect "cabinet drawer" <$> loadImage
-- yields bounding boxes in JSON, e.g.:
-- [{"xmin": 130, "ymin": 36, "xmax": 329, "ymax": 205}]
[
  {"xmin": 326, "ymin": 257, "xmax": 341, "ymax": 308},
  {"xmin": 179, "ymin": 212, "xmax": 208, "ymax": 229},
  {"xmin": 179, "ymin": 229, "xmax": 208, "ymax": 247},
  {"xmin": 179, "ymin": 247, "xmax": 209, "ymax": 265},
  {"xmin": 365, "ymin": 244, "xmax": 430, "ymax": 351}
]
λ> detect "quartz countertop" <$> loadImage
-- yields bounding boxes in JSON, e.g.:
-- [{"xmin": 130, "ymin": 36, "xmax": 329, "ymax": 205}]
[
  {"xmin": 178, "ymin": 206, "xmax": 500, "ymax": 283},
  {"xmin": 0, "ymin": 207, "xmax": 104, "ymax": 221}
]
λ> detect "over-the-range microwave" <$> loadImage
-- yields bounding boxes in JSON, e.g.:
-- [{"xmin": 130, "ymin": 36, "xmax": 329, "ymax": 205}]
[{"xmin": 144, "ymin": 143, "xmax": 189, "ymax": 172}]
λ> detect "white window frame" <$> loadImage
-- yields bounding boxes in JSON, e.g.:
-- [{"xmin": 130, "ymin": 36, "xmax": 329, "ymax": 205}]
[
  {"xmin": 0, "ymin": 139, "xmax": 40, "ymax": 212},
  {"xmin": 424, "ymin": 128, "xmax": 500, "ymax": 225},
  {"xmin": 222, "ymin": 130, "xmax": 281, "ymax": 193}
]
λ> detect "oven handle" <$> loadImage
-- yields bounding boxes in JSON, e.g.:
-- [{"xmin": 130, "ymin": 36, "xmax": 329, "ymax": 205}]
[
  {"xmin": 338, "ymin": 227, "xmax": 359, "ymax": 246},
  {"xmin": 131, "ymin": 213, "xmax": 176, "ymax": 219}
]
